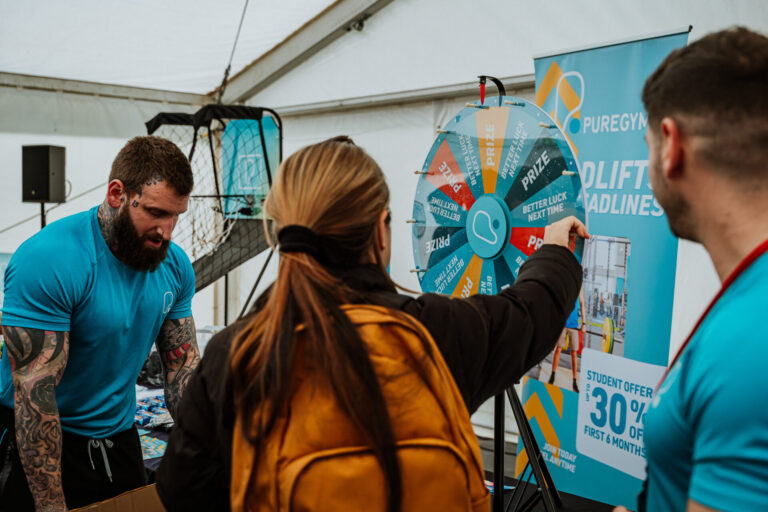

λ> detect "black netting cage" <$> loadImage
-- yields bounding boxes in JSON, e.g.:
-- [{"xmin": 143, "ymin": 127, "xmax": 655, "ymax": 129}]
[{"xmin": 146, "ymin": 105, "xmax": 282, "ymax": 292}]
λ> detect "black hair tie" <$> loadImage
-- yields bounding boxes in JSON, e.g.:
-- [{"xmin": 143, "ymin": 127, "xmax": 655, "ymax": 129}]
[{"xmin": 277, "ymin": 225, "xmax": 322, "ymax": 260}]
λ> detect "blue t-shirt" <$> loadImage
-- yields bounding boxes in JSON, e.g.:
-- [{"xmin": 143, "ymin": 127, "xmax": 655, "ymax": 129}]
[
  {"xmin": 565, "ymin": 298, "xmax": 580, "ymax": 329},
  {"xmin": 0, "ymin": 206, "xmax": 194, "ymax": 438},
  {"xmin": 644, "ymin": 251, "xmax": 768, "ymax": 511}
]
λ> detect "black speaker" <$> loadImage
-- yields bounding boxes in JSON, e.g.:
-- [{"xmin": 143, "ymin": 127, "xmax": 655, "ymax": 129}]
[{"xmin": 22, "ymin": 145, "xmax": 66, "ymax": 203}]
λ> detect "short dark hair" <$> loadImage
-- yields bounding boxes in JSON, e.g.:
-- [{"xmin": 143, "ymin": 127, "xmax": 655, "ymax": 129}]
[
  {"xmin": 642, "ymin": 27, "xmax": 768, "ymax": 175},
  {"xmin": 110, "ymin": 136, "xmax": 193, "ymax": 196}
]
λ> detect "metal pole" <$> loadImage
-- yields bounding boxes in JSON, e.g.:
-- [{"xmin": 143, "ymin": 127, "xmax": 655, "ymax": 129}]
[
  {"xmin": 224, "ymin": 273, "xmax": 229, "ymax": 326},
  {"xmin": 493, "ymin": 393, "xmax": 506, "ymax": 512},
  {"xmin": 238, "ymin": 247, "xmax": 274, "ymax": 320}
]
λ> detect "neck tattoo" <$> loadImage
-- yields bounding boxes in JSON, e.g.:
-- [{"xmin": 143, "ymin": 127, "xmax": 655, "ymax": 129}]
[{"xmin": 98, "ymin": 200, "xmax": 120, "ymax": 252}]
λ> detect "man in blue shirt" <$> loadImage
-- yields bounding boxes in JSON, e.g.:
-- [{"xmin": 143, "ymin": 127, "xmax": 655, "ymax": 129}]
[
  {"xmin": 547, "ymin": 291, "xmax": 585, "ymax": 392},
  {"xmin": 614, "ymin": 27, "xmax": 768, "ymax": 512},
  {"xmin": 0, "ymin": 136, "xmax": 199, "ymax": 511}
]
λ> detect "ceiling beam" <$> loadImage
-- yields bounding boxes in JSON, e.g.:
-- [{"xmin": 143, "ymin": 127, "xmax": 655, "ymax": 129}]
[
  {"xmin": 271, "ymin": 74, "xmax": 535, "ymax": 116},
  {"xmin": 0, "ymin": 72, "xmax": 210, "ymax": 106},
  {"xmin": 219, "ymin": 0, "xmax": 395, "ymax": 104}
]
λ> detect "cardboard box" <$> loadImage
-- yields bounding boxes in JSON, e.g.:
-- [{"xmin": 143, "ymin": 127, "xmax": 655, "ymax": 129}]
[{"xmin": 72, "ymin": 484, "xmax": 165, "ymax": 512}]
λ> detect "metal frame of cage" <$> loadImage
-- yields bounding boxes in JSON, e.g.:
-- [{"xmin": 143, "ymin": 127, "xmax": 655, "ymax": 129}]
[{"xmin": 146, "ymin": 105, "xmax": 283, "ymax": 293}]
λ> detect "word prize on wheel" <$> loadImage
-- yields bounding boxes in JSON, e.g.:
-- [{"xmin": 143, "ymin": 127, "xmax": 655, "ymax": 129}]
[{"xmin": 410, "ymin": 94, "xmax": 587, "ymax": 297}]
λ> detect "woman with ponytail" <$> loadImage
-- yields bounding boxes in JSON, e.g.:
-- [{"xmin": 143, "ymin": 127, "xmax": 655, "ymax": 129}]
[{"xmin": 157, "ymin": 136, "xmax": 588, "ymax": 512}]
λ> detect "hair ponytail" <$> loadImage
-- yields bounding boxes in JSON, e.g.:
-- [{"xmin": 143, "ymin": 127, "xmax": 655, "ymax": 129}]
[{"xmin": 229, "ymin": 138, "xmax": 402, "ymax": 512}]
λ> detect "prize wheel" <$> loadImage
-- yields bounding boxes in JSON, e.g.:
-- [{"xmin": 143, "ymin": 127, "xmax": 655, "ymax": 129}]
[{"xmin": 411, "ymin": 96, "xmax": 586, "ymax": 297}]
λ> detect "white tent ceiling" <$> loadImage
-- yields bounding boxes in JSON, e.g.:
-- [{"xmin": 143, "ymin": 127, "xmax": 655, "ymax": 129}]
[
  {"xmin": 248, "ymin": 0, "xmax": 768, "ymax": 110},
  {"xmin": 0, "ymin": 0, "xmax": 332, "ymax": 93}
]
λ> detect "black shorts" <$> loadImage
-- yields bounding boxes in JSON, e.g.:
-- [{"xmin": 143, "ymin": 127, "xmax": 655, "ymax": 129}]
[{"xmin": 0, "ymin": 406, "xmax": 146, "ymax": 511}]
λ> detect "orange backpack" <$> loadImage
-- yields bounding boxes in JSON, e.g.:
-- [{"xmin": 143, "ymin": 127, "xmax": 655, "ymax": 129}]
[{"xmin": 230, "ymin": 304, "xmax": 491, "ymax": 512}]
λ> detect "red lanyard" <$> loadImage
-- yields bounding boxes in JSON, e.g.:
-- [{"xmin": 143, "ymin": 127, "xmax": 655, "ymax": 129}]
[{"xmin": 659, "ymin": 238, "xmax": 768, "ymax": 388}]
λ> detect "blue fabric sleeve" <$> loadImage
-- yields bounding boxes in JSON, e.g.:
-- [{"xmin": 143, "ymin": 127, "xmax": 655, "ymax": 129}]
[
  {"xmin": 1, "ymin": 236, "xmax": 88, "ymax": 332},
  {"xmin": 686, "ymin": 320, "xmax": 768, "ymax": 511},
  {"xmin": 167, "ymin": 247, "xmax": 194, "ymax": 320},
  {"xmin": 565, "ymin": 299, "xmax": 580, "ymax": 328}
]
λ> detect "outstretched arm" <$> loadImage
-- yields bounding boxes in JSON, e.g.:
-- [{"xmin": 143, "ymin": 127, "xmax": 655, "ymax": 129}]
[
  {"xmin": 3, "ymin": 325, "xmax": 69, "ymax": 512},
  {"xmin": 155, "ymin": 316, "xmax": 199, "ymax": 419}
]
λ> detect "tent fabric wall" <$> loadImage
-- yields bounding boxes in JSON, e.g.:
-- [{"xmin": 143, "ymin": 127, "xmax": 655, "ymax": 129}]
[
  {"xmin": 0, "ymin": 0, "xmax": 334, "ymax": 93},
  {"xmin": 0, "ymin": 85, "xmax": 200, "ymax": 139},
  {"xmin": 247, "ymin": 0, "xmax": 768, "ymax": 111}
]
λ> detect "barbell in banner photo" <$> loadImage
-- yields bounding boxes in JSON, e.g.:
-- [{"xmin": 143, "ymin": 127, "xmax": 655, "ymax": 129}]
[{"xmin": 601, "ymin": 317, "xmax": 614, "ymax": 353}]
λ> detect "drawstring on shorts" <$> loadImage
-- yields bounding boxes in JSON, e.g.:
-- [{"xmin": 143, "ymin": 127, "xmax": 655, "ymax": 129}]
[{"xmin": 87, "ymin": 438, "xmax": 114, "ymax": 483}]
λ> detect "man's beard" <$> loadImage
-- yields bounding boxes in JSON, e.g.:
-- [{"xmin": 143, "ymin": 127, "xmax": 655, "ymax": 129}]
[
  {"xmin": 650, "ymin": 153, "xmax": 697, "ymax": 242},
  {"xmin": 112, "ymin": 208, "xmax": 170, "ymax": 272}
]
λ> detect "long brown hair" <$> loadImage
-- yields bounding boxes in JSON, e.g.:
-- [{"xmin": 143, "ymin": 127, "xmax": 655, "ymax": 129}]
[{"xmin": 229, "ymin": 136, "xmax": 403, "ymax": 512}]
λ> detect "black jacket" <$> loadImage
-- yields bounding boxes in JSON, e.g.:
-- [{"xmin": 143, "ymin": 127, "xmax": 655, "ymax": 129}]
[{"xmin": 156, "ymin": 244, "xmax": 581, "ymax": 511}]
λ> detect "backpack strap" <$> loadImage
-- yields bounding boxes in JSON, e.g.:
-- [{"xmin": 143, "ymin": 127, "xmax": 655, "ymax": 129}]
[{"xmin": 365, "ymin": 291, "xmax": 422, "ymax": 318}]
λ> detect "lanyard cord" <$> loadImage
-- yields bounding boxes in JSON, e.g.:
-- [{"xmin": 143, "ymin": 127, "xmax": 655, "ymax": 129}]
[{"xmin": 658, "ymin": 238, "xmax": 768, "ymax": 389}]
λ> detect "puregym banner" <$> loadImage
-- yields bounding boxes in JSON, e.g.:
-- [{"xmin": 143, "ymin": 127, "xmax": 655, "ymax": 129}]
[{"xmin": 518, "ymin": 31, "xmax": 689, "ymax": 505}]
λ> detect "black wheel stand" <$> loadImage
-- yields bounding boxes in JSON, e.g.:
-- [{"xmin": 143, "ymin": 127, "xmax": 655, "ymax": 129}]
[{"xmin": 492, "ymin": 385, "xmax": 562, "ymax": 512}]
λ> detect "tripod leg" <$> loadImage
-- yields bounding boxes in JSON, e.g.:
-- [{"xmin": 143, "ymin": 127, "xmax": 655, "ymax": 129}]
[
  {"xmin": 507, "ymin": 464, "xmax": 533, "ymax": 512},
  {"xmin": 507, "ymin": 386, "xmax": 562, "ymax": 511},
  {"xmin": 519, "ymin": 491, "xmax": 543, "ymax": 512}
]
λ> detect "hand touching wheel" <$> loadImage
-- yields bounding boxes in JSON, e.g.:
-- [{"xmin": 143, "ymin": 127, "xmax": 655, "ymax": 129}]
[{"xmin": 543, "ymin": 216, "xmax": 590, "ymax": 248}]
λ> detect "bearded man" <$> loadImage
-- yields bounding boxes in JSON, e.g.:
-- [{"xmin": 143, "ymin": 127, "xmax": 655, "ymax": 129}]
[{"xmin": 0, "ymin": 136, "xmax": 199, "ymax": 511}]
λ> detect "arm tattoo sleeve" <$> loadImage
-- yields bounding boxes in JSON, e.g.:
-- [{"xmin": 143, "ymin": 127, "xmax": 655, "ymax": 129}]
[
  {"xmin": 155, "ymin": 316, "xmax": 199, "ymax": 419},
  {"xmin": 2, "ymin": 325, "xmax": 69, "ymax": 512}
]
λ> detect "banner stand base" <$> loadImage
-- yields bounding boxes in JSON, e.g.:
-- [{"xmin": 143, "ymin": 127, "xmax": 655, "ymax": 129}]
[{"xmin": 492, "ymin": 386, "xmax": 562, "ymax": 512}]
